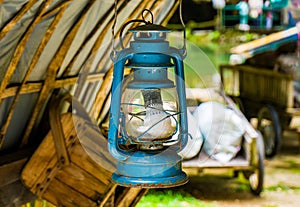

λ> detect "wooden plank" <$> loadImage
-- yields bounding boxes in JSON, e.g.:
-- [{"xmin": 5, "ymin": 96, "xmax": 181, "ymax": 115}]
[
  {"xmin": 115, "ymin": 188, "xmax": 148, "ymax": 207},
  {"xmin": 0, "ymin": 180, "xmax": 35, "ymax": 207},
  {"xmin": 1, "ymin": 73, "xmax": 104, "ymax": 99},
  {"xmin": 43, "ymin": 178, "xmax": 97, "ymax": 207},
  {"xmin": 73, "ymin": 117, "xmax": 116, "ymax": 172},
  {"xmin": 0, "ymin": 158, "xmax": 27, "ymax": 187},
  {"xmin": 99, "ymin": 184, "xmax": 117, "ymax": 207},
  {"xmin": 21, "ymin": 114, "xmax": 75, "ymax": 191},
  {"xmin": 69, "ymin": 142, "xmax": 112, "ymax": 187},
  {"xmin": 49, "ymin": 96, "xmax": 71, "ymax": 166},
  {"xmin": 56, "ymin": 163, "xmax": 110, "ymax": 199},
  {"xmin": 230, "ymin": 27, "xmax": 298, "ymax": 54}
]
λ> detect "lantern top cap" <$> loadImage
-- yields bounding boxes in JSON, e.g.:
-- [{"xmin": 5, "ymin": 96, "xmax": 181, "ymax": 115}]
[{"xmin": 129, "ymin": 24, "xmax": 171, "ymax": 33}]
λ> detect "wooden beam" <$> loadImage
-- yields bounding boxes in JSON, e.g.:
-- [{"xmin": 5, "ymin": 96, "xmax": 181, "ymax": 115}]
[
  {"xmin": 1, "ymin": 73, "xmax": 104, "ymax": 100},
  {"xmin": 0, "ymin": 180, "xmax": 35, "ymax": 207},
  {"xmin": 0, "ymin": 0, "xmax": 54, "ymax": 148},
  {"xmin": 0, "ymin": 159, "xmax": 27, "ymax": 187},
  {"xmin": 230, "ymin": 27, "xmax": 298, "ymax": 54},
  {"xmin": 20, "ymin": 0, "xmax": 99, "ymax": 147},
  {"xmin": 0, "ymin": 0, "xmax": 40, "ymax": 40},
  {"xmin": 115, "ymin": 188, "xmax": 148, "ymax": 207},
  {"xmin": 41, "ymin": 0, "xmax": 72, "ymax": 21},
  {"xmin": 67, "ymin": 0, "xmax": 127, "ymax": 100},
  {"xmin": 0, "ymin": 0, "xmax": 53, "ymax": 98},
  {"xmin": 0, "ymin": 147, "xmax": 33, "ymax": 187},
  {"xmin": 160, "ymin": 0, "xmax": 179, "ymax": 26},
  {"xmin": 60, "ymin": 0, "xmax": 122, "ymax": 77},
  {"xmin": 0, "ymin": 1, "xmax": 69, "ymax": 150}
]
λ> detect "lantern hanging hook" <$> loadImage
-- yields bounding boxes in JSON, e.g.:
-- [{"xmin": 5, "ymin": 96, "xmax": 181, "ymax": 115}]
[
  {"xmin": 119, "ymin": 9, "xmax": 153, "ymax": 50},
  {"xmin": 111, "ymin": 0, "xmax": 186, "ymax": 56},
  {"xmin": 111, "ymin": 0, "xmax": 118, "ymax": 59}
]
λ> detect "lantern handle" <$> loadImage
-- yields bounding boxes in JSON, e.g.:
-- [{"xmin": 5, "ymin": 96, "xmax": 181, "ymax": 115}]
[{"xmin": 119, "ymin": 9, "xmax": 153, "ymax": 50}]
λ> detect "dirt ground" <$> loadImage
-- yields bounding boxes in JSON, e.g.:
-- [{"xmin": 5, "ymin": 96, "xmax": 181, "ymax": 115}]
[{"xmin": 182, "ymin": 130, "xmax": 300, "ymax": 207}]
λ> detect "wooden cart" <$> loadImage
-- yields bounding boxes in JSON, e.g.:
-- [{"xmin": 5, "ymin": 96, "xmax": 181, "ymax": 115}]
[
  {"xmin": 183, "ymin": 89, "xmax": 265, "ymax": 196},
  {"xmin": 220, "ymin": 64, "xmax": 300, "ymax": 157}
]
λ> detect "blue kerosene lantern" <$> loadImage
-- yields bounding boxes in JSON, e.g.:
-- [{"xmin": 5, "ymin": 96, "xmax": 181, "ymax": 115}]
[{"xmin": 108, "ymin": 22, "xmax": 188, "ymax": 188}]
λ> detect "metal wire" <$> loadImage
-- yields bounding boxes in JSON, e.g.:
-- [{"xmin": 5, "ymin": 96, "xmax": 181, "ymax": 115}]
[
  {"xmin": 120, "ymin": 102, "xmax": 180, "ymax": 143},
  {"xmin": 111, "ymin": 0, "xmax": 118, "ymax": 58},
  {"xmin": 179, "ymin": 0, "xmax": 187, "ymax": 54}
]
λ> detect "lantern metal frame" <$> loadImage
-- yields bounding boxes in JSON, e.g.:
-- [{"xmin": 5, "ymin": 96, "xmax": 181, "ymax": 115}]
[{"xmin": 108, "ymin": 9, "xmax": 188, "ymax": 188}]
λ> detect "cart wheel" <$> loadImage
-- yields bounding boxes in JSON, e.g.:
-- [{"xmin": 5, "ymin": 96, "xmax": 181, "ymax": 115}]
[
  {"xmin": 257, "ymin": 105, "xmax": 281, "ymax": 158},
  {"xmin": 249, "ymin": 131, "xmax": 265, "ymax": 196}
]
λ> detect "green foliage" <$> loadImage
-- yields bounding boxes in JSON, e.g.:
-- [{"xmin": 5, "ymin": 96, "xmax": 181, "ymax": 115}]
[
  {"xmin": 264, "ymin": 184, "xmax": 300, "ymax": 192},
  {"xmin": 136, "ymin": 189, "xmax": 214, "ymax": 207}
]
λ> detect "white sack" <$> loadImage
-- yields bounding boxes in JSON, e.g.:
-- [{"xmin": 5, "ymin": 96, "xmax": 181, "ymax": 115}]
[
  {"xmin": 193, "ymin": 101, "xmax": 245, "ymax": 163},
  {"xmin": 178, "ymin": 109, "xmax": 203, "ymax": 159}
]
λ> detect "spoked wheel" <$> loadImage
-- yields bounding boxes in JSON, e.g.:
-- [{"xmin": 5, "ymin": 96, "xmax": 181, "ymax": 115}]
[
  {"xmin": 249, "ymin": 131, "xmax": 265, "ymax": 196},
  {"xmin": 257, "ymin": 105, "xmax": 281, "ymax": 158}
]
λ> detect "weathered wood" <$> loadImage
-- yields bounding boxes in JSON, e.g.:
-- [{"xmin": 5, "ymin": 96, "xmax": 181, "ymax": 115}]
[
  {"xmin": 0, "ymin": 180, "xmax": 35, "ymax": 207},
  {"xmin": 230, "ymin": 26, "xmax": 298, "ymax": 54},
  {"xmin": 0, "ymin": 0, "xmax": 40, "ymax": 40},
  {"xmin": 49, "ymin": 96, "xmax": 72, "ymax": 167},
  {"xmin": 21, "ymin": 111, "xmax": 119, "ymax": 206},
  {"xmin": 1, "ymin": 73, "xmax": 104, "ymax": 99},
  {"xmin": 56, "ymin": 163, "xmax": 109, "ymax": 199},
  {"xmin": 43, "ymin": 178, "xmax": 97, "ymax": 207},
  {"xmin": 99, "ymin": 184, "xmax": 117, "ymax": 207},
  {"xmin": 73, "ymin": 117, "xmax": 116, "ymax": 172},
  {"xmin": 0, "ymin": 0, "xmax": 53, "ymax": 103},
  {"xmin": 0, "ymin": 3, "xmax": 70, "ymax": 153},
  {"xmin": 0, "ymin": 0, "xmax": 54, "ymax": 148},
  {"xmin": 69, "ymin": 141, "xmax": 112, "ymax": 186},
  {"xmin": 20, "ymin": 0, "xmax": 99, "ymax": 147},
  {"xmin": 115, "ymin": 187, "xmax": 148, "ymax": 207},
  {"xmin": 41, "ymin": 0, "xmax": 72, "ymax": 21},
  {"xmin": 125, "ymin": 188, "xmax": 148, "ymax": 207},
  {"xmin": 0, "ymin": 158, "xmax": 27, "ymax": 187},
  {"xmin": 21, "ymin": 114, "xmax": 75, "ymax": 191}
]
